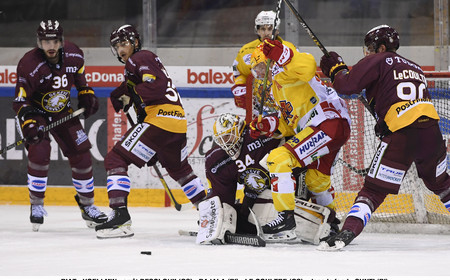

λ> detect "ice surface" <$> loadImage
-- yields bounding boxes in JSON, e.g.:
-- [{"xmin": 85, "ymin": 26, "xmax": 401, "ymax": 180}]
[{"xmin": 1, "ymin": 205, "xmax": 449, "ymax": 277}]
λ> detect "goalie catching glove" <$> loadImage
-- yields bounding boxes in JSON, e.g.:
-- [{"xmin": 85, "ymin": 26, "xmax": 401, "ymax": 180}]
[
  {"xmin": 262, "ymin": 39, "xmax": 293, "ymax": 67},
  {"xmin": 249, "ymin": 115, "xmax": 279, "ymax": 139},
  {"xmin": 319, "ymin": 51, "xmax": 348, "ymax": 82}
]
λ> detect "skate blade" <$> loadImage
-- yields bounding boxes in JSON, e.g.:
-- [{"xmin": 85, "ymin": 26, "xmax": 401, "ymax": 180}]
[
  {"xmin": 263, "ymin": 230, "xmax": 297, "ymax": 243},
  {"xmin": 85, "ymin": 220, "xmax": 102, "ymax": 229},
  {"xmin": 96, "ymin": 225, "xmax": 134, "ymax": 239},
  {"xmin": 316, "ymin": 240, "xmax": 345, "ymax": 251},
  {"xmin": 32, "ymin": 223, "xmax": 41, "ymax": 232}
]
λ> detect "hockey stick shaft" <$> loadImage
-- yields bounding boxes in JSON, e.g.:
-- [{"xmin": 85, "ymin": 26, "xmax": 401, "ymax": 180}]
[
  {"xmin": 283, "ymin": 0, "xmax": 376, "ymax": 120},
  {"xmin": 152, "ymin": 162, "xmax": 193, "ymax": 211},
  {"xmin": 257, "ymin": 0, "xmax": 283, "ymax": 123},
  {"xmin": 338, "ymin": 158, "xmax": 369, "ymax": 176},
  {"xmin": 123, "ymin": 109, "xmax": 192, "ymax": 211},
  {"xmin": 0, "ymin": 108, "xmax": 85, "ymax": 155}
]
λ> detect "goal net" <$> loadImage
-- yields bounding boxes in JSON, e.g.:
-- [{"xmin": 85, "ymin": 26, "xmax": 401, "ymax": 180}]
[{"xmin": 249, "ymin": 71, "xmax": 450, "ymax": 233}]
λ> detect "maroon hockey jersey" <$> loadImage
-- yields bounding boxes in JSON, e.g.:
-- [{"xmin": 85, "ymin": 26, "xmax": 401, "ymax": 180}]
[
  {"xmin": 333, "ymin": 52, "xmax": 439, "ymax": 134},
  {"xmin": 125, "ymin": 50, "xmax": 187, "ymax": 133},
  {"xmin": 13, "ymin": 41, "xmax": 89, "ymax": 115},
  {"xmin": 205, "ymin": 128, "xmax": 281, "ymax": 206}
]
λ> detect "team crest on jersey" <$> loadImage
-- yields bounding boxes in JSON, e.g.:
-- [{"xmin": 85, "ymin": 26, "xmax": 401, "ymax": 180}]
[
  {"xmin": 42, "ymin": 90, "xmax": 70, "ymax": 112},
  {"xmin": 279, "ymin": 100, "xmax": 294, "ymax": 122},
  {"xmin": 239, "ymin": 168, "xmax": 270, "ymax": 193},
  {"xmin": 386, "ymin": 57, "xmax": 393, "ymax": 65}
]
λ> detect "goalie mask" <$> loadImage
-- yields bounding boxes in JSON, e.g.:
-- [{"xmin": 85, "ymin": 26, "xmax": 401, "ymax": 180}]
[
  {"xmin": 364, "ymin": 25, "xmax": 399, "ymax": 55},
  {"xmin": 36, "ymin": 20, "xmax": 64, "ymax": 49},
  {"xmin": 254, "ymin": 10, "xmax": 280, "ymax": 33},
  {"xmin": 213, "ymin": 113, "xmax": 246, "ymax": 160},
  {"xmin": 110, "ymin": 24, "xmax": 141, "ymax": 63}
]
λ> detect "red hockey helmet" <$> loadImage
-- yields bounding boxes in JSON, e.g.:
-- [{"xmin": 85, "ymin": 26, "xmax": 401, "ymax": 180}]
[
  {"xmin": 37, "ymin": 20, "xmax": 64, "ymax": 41},
  {"xmin": 364, "ymin": 25, "xmax": 399, "ymax": 52},
  {"xmin": 110, "ymin": 24, "xmax": 141, "ymax": 63}
]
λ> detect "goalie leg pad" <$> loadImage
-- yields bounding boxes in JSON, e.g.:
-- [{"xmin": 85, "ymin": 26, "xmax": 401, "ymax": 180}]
[
  {"xmin": 196, "ymin": 196, "xmax": 236, "ymax": 245},
  {"xmin": 294, "ymin": 199, "xmax": 332, "ymax": 245}
]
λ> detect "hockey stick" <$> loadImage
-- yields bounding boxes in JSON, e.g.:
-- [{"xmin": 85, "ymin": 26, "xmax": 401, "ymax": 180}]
[
  {"xmin": 257, "ymin": 0, "xmax": 283, "ymax": 123},
  {"xmin": 0, "ymin": 108, "xmax": 85, "ymax": 155},
  {"xmin": 282, "ymin": 0, "xmax": 377, "ymax": 120},
  {"xmin": 178, "ymin": 230, "xmax": 266, "ymax": 247},
  {"xmin": 338, "ymin": 158, "xmax": 369, "ymax": 176},
  {"xmin": 153, "ymin": 162, "xmax": 194, "ymax": 211},
  {"xmin": 123, "ymin": 105, "xmax": 193, "ymax": 211}
]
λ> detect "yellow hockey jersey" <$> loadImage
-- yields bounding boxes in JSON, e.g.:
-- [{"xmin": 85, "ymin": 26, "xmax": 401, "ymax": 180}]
[
  {"xmin": 270, "ymin": 47, "xmax": 351, "ymax": 137},
  {"xmin": 233, "ymin": 37, "xmax": 296, "ymax": 86}
]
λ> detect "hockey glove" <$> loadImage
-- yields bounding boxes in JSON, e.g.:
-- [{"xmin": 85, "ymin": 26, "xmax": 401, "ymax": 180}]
[
  {"xmin": 78, "ymin": 87, "xmax": 98, "ymax": 118},
  {"xmin": 320, "ymin": 51, "xmax": 349, "ymax": 82},
  {"xmin": 249, "ymin": 115, "xmax": 279, "ymax": 139},
  {"xmin": 263, "ymin": 39, "xmax": 293, "ymax": 66},
  {"xmin": 231, "ymin": 84, "xmax": 246, "ymax": 108},
  {"xmin": 110, "ymin": 82, "xmax": 130, "ymax": 113},
  {"xmin": 22, "ymin": 117, "xmax": 45, "ymax": 145}
]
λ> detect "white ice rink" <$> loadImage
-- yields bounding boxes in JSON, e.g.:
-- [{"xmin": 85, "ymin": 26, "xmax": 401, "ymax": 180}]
[{"xmin": 1, "ymin": 204, "xmax": 449, "ymax": 279}]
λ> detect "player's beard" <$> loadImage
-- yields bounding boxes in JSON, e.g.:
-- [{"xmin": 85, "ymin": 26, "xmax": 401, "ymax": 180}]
[{"xmin": 45, "ymin": 49, "xmax": 59, "ymax": 64}]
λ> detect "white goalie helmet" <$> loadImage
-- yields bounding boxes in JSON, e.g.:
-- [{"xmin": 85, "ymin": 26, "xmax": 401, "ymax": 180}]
[
  {"xmin": 254, "ymin": 10, "xmax": 280, "ymax": 33},
  {"xmin": 213, "ymin": 113, "xmax": 246, "ymax": 160}
]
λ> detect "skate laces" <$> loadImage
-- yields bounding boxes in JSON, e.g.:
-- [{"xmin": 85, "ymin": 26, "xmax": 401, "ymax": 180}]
[
  {"xmin": 84, "ymin": 205, "xmax": 104, "ymax": 218},
  {"xmin": 266, "ymin": 212, "xmax": 286, "ymax": 227},
  {"xmin": 31, "ymin": 205, "xmax": 48, "ymax": 218},
  {"xmin": 105, "ymin": 209, "xmax": 117, "ymax": 222}
]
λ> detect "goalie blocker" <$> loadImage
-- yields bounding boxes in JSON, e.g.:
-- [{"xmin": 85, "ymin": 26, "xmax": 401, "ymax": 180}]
[{"xmin": 196, "ymin": 192, "xmax": 334, "ymax": 245}]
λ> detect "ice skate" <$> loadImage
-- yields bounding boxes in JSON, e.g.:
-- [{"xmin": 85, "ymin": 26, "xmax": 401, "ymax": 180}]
[
  {"xmin": 317, "ymin": 229, "xmax": 356, "ymax": 251},
  {"xmin": 262, "ymin": 210, "xmax": 297, "ymax": 242},
  {"xmin": 74, "ymin": 195, "xmax": 108, "ymax": 228},
  {"xmin": 95, "ymin": 206, "xmax": 134, "ymax": 239},
  {"xmin": 30, "ymin": 205, "xmax": 47, "ymax": 232}
]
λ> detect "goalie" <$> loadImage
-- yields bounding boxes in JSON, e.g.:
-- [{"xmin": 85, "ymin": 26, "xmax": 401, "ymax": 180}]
[{"xmin": 196, "ymin": 113, "xmax": 337, "ymax": 245}]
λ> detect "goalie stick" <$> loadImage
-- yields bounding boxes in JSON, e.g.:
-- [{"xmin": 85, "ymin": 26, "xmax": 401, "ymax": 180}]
[
  {"xmin": 282, "ymin": 0, "xmax": 377, "ymax": 120},
  {"xmin": 0, "ymin": 108, "xmax": 85, "ymax": 155},
  {"xmin": 178, "ymin": 230, "xmax": 266, "ymax": 247},
  {"xmin": 123, "ymin": 101, "xmax": 193, "ymax": 211}
]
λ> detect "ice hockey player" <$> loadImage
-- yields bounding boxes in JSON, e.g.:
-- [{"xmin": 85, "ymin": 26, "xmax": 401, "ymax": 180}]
[
  {"xmin": 318, "ymin": 25, "xmax": 450, "ymax": 250},
  {"xmin": 96, "ymin": 24, "xmax": 206, "ymax": 239},
  {"xmin": 249, "ymin": 41, "xmax": 351, "ymax": 242},
  {"xmin": 196, "ymin": 113, "xmax": 337, "ymax": 245},
  {"xmin": 13, "ymin": 20, "xmax": 106, "ymax": 231},
  {"xmin": 232, "ymin": 10, "xmax": 296, "ymax": 123}
]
